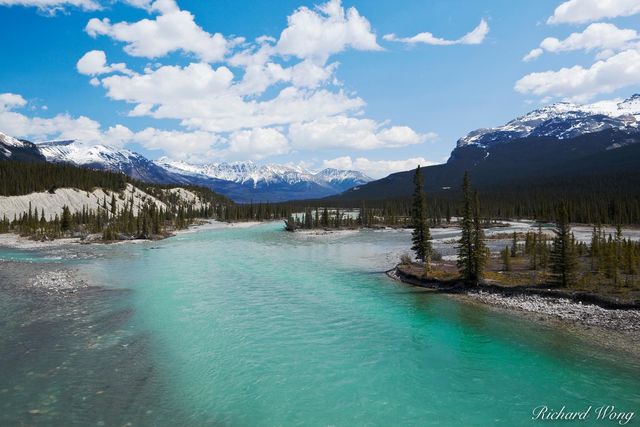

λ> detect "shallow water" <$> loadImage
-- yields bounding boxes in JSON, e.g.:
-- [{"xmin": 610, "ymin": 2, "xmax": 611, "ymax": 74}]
[{"xmin": 1, "ymin": 222, "xmax": 639, "ymax": 426}]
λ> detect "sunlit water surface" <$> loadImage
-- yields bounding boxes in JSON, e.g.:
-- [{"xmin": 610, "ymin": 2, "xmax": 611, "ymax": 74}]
[{"xmin": 1, "ymin": 222, "xmax": 639, "ymax": 426}]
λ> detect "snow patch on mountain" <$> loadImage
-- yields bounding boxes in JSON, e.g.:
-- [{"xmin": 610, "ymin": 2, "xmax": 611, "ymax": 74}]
[
  {"xmin": 38, "ymin": 140, "xmax": 145, "ymax": 171},
  {"xmin": 458, "ymin": 94, "xmax": 640, "ymax": 147},
  {"xmin": 0, "ymin": 131, "xmax": 28, "ymax": 148},
  {"xmin": 154, "ymin": 158, "xmax": 372, "ymax": 188}
]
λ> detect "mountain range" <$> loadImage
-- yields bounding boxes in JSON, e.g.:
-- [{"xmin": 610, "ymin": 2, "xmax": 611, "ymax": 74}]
[
  {"xmin": 3, "ymin": 94, "xmax": 640, "ymax": 205},
  {"xmin": 326, "ymin": 94, "xmax": 640, "ymax": 204},
  {"xmin": 0, "ymin": 136, "xmax": 372, "ymax": 202}
]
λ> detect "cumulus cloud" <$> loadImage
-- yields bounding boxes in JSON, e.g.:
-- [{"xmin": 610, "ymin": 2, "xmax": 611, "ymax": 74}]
[
  {"xmin": 0, "ymin": 93, "xmax": 27, "ymax": 112},
  {"xmin": 276, "ymin": 0, "xmax": 381, "ymax": 63},
  {"xmin": 515, "ymin": 49, "xmax": 640, "ymax": 101},
  {"xmin": 65, "ymin": 0, "xmax": 433, "ymax": 162},
  {"xmin": 548, "ymin": 0, "xmax": 640, "ymax": 24},
  {"xmin": 0, "ymin": 0, "xmax": 100, "ymax": 13},
  {"xmin": 523, "ymin": 23, "xmax": 639, "ymax": 61},
  {"xmin": 289, "ymin": 116, "xmax": 434, "ymax": 150},
  {"xmin": 76, "ymin": 50, "xmax": 133, "ymax": 76},
  {"xmin": 85, "ymin": 0, "xmax": 227, "ymax": 62},
  {"xmin": 224, "ymin": 127, "xmax": 290, "ymax": 160},
  {"xmin": 383, "ymin": 19, "xmax": 489, "ymax": 46},
  {"xmin": 0, "ymin": 92, "xmax": 227, "ymax": 160},
  {"xmin": 101, "ymin": 62, "xmax": 234, "ymax": 105},
  {"xmin": 130, "ymin": 128, "xmax": 222, "ymax": 160},
  {"xmin": 99, "ymin": 62, "xmax": 366, "ymax": 132},
  {"xmin": 0, "ymin": 93, "xmax": 144, "ymax": 145},
  {"xmin": 322, "ymin": 156, "xmax": 439, "ymax": 179}
]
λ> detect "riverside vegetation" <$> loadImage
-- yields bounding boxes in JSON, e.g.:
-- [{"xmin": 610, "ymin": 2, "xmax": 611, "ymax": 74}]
[
  {"xmin": 0, "ymin": 161, "xmax": 296, "ymax": 241},
  {"xmin": 398, "ymin": 168, "xmax": 640, "ymax": 305}
]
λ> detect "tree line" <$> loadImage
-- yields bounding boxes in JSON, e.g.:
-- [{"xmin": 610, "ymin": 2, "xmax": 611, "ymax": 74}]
[
  {"xmin": 0, "ymin": 161, "xmax": 298, "ymax": 240},
  {"xmin": 407, "ymin": 170, "xmax": 640, "ymax": 288}
]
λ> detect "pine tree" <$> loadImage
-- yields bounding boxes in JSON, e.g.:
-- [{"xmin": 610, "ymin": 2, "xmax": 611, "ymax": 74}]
[
  {"xmin": 322, "ymin": 207, "xmax": 329, "ymax": 228},
  {"xmin": 457, "ymin": 172, "xmax": 476, "ymax": 283},
  {"xmin": 502, "ymin": 245, "xmax": 512, "ymax": 271},
  {"xmin": 472, "ymin": 191, "xmax": 488, "ymax": 280},
  {"xmin": 60, "ymin": 206, "xmax": 71, "ymax": 233},
  {"xmin": 511, "ymin": 232, "xmax": 518, "ymax": 257},
  {"xmin": 410, "ymin": 166, "xmax": 433, "ymax": 273},
  {"xmin": 549, "ymin": 206, "xmax": 578, "ymax": 287}
]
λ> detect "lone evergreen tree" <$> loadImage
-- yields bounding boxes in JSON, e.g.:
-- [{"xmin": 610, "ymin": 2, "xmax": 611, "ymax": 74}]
[
  {"xmin": 501, "ymin": 245, "xmax": 512, "ymax": 271},
  {"xmin": 549, "ymin": 205, "xmax": 577, "ymax": 287},
  {"xmin": 457, "ymin": 172, "xmax": 476, "ymax": 283},
  {"xmin": 60, "ymin": 205, "xmax": 71, "ymax": 233},
  {"xmin": 472, "ymin": 191, "xmax": 488, "ymax": 280},
  {"xmin": 410, "ymin": 166, "xmax": 433, "ymax": 273}
]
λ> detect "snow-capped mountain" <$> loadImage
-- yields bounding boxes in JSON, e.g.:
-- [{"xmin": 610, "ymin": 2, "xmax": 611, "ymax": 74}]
[
  {"xmin": 0, "ymin": 131, "xmax": 27, "ymax": 148},
  {"xmin": 156, "ymin": 158, "xmax": 371, "ymax": 190},
  {"xmin": 37, "ymin": 140, "xmax": 182, "ymax": 183},
  {"xmin": 2, "ymin": 137, "xmax": 371, "ymax": 202},
  {"xmin": 0, "ymin": 131, "xmax": 46, "ymax": 162},
  {"xmin": 457, "ymin": 94, "xmax": 640, "ymax": 147}
]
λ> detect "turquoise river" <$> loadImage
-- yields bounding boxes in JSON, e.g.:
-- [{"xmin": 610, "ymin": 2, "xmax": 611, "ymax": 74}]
[{"xmin": 1, "ymin": 222, "xmax": 639, "ymax": 426}]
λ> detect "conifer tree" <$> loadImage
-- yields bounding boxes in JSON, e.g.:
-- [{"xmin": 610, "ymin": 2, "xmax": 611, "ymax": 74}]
[
  {"xmin": 410, "ymin": 166, "xmax": 433, "ymax": 272},
  {"xmin": 472, "ymin": 191, "xmax": 488, "ymax": 280},
  {"xmin": 60, "ymin": 206, "xmax": 71, "ymax": 233},
  {"xmin": 502, "ymin": 245, "xmax": 512, "ymax": 271},
  {"xmin": 457, "ymin": 172, "xmax": 476, "ymax": 283},
  {"xmin": 549, "ymin": 205, "xmax": 577, "ymax": 287}
]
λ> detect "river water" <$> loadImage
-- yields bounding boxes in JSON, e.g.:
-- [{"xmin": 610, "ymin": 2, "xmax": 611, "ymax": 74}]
[{"xmin": 1, "ymin": 222, "xmax": 639, "ymax": 426}]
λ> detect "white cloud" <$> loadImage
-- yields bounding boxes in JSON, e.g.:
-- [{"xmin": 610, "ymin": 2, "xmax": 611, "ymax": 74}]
[
  {"xmin": 101, "ymin": 62, "xmax": 234, "ymax": 105},
  {"xmin": 523, "ymin": 48, "xmax": 543, "ymax": 62},
  {"xmin": 224, "ymin": 127, "xmax": 290, "ymax": 160},
  {"xmin": 548, "ymin": 0, "xmax": 640, "ymax": 24},
  {"xmin": 289, "ymin": 116, "xmax": 433, "ymax": 150},
  {"xmin": 85, "ymin": 1, "xmax": 227, "ymax": 62},
  {"xmin": 276, "ymin": 0, "xmax": 381, "ymax": 63},
  {"xmin": 0, "ymin": 93, "xmax": 27, "ymax": 112},
  {"xmin": 130, "ymin": 128, "xmax": 221, "ymax": 160},
  {"xmin": 523, "ymin": 23, "xmax": 639, "ymax": 61},
  {"xmin": 64, "ymin": 0, "xmax": 434, "ymax": 161},
  {"xmin": 76, "ymin": 50, "xmax": 133, "ymax": 76},
  {"xmin": 383, "ymin": 19, "xmax": 489, "ymax": 46},
  {"xmin": 0, "ymin": 0, "xmax": 100, "ymax": 13},
  {"xmin": 99, "ymin": 62, "xmax": 366, "ymax": 132},
  {"xmin": 322, "ymin": 156, "xmax": 438, "ymax": 179},
  {"xmin": 0, "ymin": 92, "xmax": 123, "ymax": 146},
  {"xmin": 515, "ymin": 49, "xmax": 640, "ymax": 101},
  {"xmin": 0, "ymin": 110, "xmax": 103, "ymax": 143}
]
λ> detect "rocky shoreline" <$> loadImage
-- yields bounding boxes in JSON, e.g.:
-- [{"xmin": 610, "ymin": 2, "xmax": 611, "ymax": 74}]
[
  {"xmin": 387, "ymin": 265, "xmax": 640, "ymax": 355},
  {"xmin": 0, "ymin": 220, "xmax": 262, "ymax": 250}
]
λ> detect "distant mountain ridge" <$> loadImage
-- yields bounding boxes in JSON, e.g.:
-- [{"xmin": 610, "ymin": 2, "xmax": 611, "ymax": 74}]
[
  {"xmin": 1, "ymin": 135, "xmax": 371, "ymax": 202},
  {"xmin": 457, "ymin": 94, "xmax": 640, "ymax": 148},
  {"xmin": 155, "ymin": 158, "xmax": 372, "ymax": 202},
  {"xmin": 327, "ymin": 95, "xmax": 640, "ymax": 205},
  {"xmin": 155, "ymin": 158, "xmax": 370, "ymax": 188},
  {"xmin": 0, "ymin": 132, "xmax": 46, "ymax": 162}
]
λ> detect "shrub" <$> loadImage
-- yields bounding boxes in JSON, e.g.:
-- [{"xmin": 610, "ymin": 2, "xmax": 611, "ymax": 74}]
[{"xmin": 400, "ymin": 253, "xmax": 412, "ymax": 265}]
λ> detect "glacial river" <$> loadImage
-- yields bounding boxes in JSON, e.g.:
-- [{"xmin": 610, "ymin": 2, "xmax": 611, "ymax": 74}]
[{"xmin": 0, "ymin": 222, "xmax": 639, "ymax": 426}]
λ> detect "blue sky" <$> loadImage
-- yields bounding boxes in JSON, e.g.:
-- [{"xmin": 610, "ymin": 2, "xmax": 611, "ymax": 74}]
[{"xmin": 1, "ymin": 0, "xmax": 640, "ymax": 177}]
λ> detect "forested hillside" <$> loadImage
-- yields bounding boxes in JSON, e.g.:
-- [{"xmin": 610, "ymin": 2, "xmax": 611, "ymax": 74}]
[
  {"xmin": 0, "ymin": 161, "xmax": 294, "ymax": 240},
  {"xmin": 317, "ymin": 130, "xmax": 640, "ymax": 224}
]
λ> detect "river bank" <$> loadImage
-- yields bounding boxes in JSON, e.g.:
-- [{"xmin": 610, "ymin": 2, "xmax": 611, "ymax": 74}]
[
  {"xmin": 388, "ymin": 264, "xmax": 640, "ymax": 356},
  {"xmin": 0, "ymin": 220, "xmax": 262, "ymax": 250}
]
